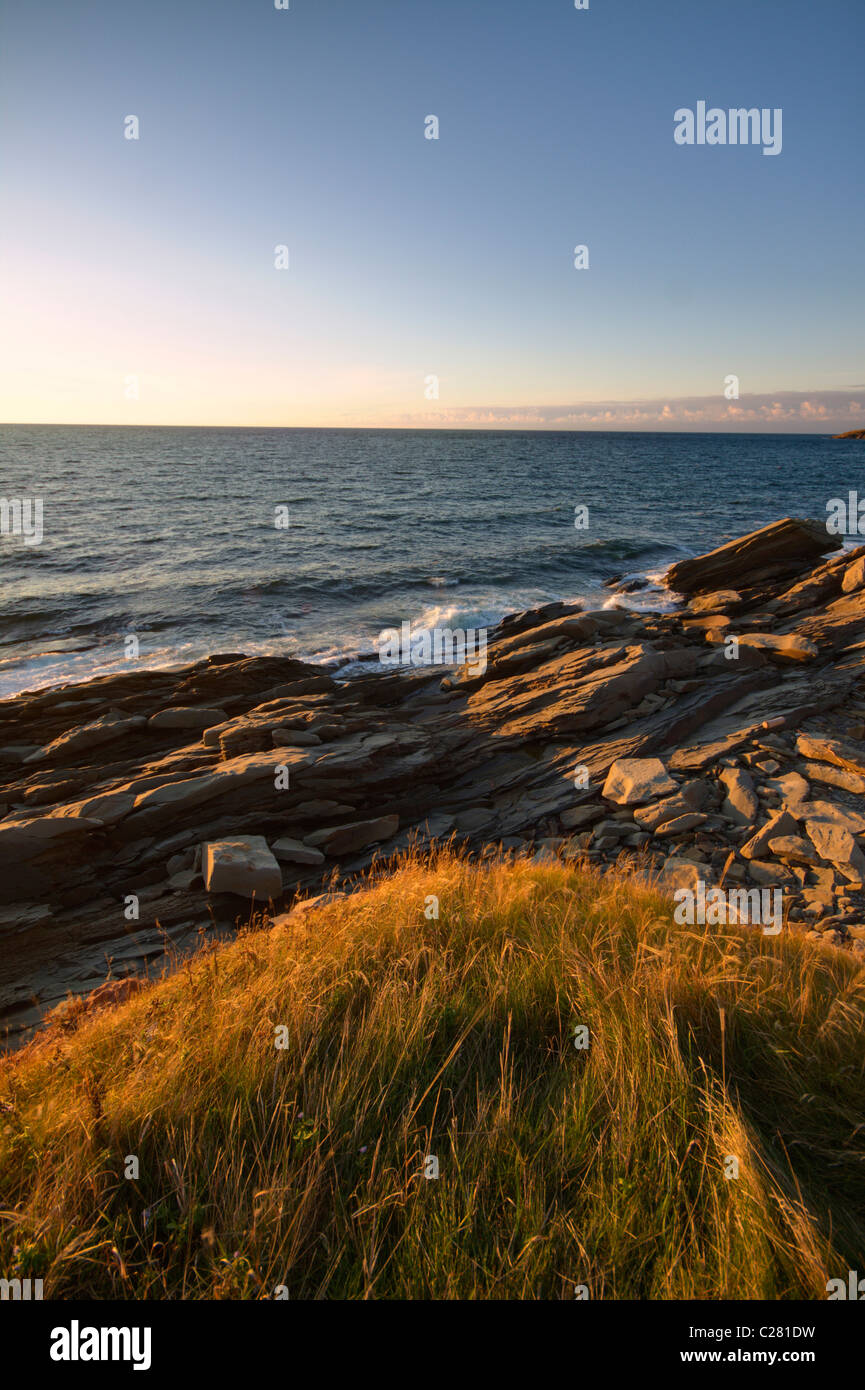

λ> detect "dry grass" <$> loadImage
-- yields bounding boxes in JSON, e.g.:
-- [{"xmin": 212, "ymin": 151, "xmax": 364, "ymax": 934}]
[{"xmin": 1, "ymin": 848, "xmax": 863, "ymax": 1299}]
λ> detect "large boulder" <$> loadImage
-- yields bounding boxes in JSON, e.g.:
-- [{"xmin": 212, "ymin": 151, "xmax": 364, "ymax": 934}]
[
  {"xmin": 203, "ymin": 836, "xmax": 283, "ymax": 900},
  {"xmin": 666, "ymin": 518, "xmax": 840, "ymax": 595}
]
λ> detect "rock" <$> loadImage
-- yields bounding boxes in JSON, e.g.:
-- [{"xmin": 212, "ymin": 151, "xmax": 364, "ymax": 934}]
[
  {"xmin": 130, "ymin": 747, "xmax": 314, "ymax": 818},
  {"xmin": 633, "ymin": 780, "xmax": 708, "ymax": 830},
  {"xmin": 0, "ymin": 744, "xmax": 41, "ymax": 764},
  {"xmin": 787, "ymin": 588, "xmax": 865, "ymax": 653},
  {"xmin": 797, "ymin": 800, "xmax": 865, "ymax": 834},
  {"xmin": 147, "ymin": 706, "xmax": 227, "ymax": 731},
  {"xmin": 666, "ymin": 517, "xmax": 841, "ymax": 594},
  {"xmin": 560, "ymin": 803, "xmax": 605, "ymax": 830},
  {"xmin": 737, "ymin": 633, "xmax": 819, "ymax": 663},
  {"xmin": 668, "ymin": 726, "xmax": 762, "ymax": 771},
  {"xmin": 531, "ymin": 845, "xmax": 560, "ymax": 865},
  {"xmin": 304, "ymin": 814, "xmax": 400, "ymax": 856},
  {"xmin": 272, "ymin": 728, "xmax": 322, "ymax": 746},
  {"xmin": 653, "ymin": 812, "xmax": 707, "ymax": 837},
  {"xmin": 747, "ymin": 860, "xmax": 791, "ymax": 886},
  {"xmin": 757, "ymin": 758, "xmax": 781, "ymax": 775},
  {"xmin": 293, "ymin": 800, "xmax": 357, "ymax": 818},
  {"xmin": 805, "ymin": 820, "xmax": 865, "ymax": 876},
  {"xmin": 167, "ymin": 851, "xmax": 194, "ymax": 875},
  {"xmin": 841, "ymin": 556, "xmax": 865, "ymax": 593},
  {"xmin": 465, "ymin": 643, "xmax": 698, "ymax": 741},
  {"xmin": 688, "ymin": 590, "xmax": 742, "ymax": 614},
  {"xmin": 801, "ymin": 760, "xmax": 865, "ymax": 795},
  {"xmin": 602, "ymin": 758, "xmax": 677, "ymax": 806},
  {"xmin": 682, "ymin": 616, "xmax": 731, "ymax": 633},
  {"xmin": 768, "ymin": 835, "xmax": 818, "ymax": 865},
  {"xmin": 740, "ymin": 809, "xmax": 800, "ymax": 861},
  {"xmin": 24, "ymin": 712, "xmax": 147, "ymax": 763},
  {"xmin": 491, "ymin": 613, "xmax": 600, "ymax": 660},
  {"xmin": 273, "ymin": 891, "xmax": 347, "ymax": 924},
  {"xmin": 0, "ymin": 903, "xmax": 55, "ymax": 932},
  {"xmin": 455, "ymin": 807, "xmax": 495, "ymax": 831},
  {"xmin": 167, "ymin": 869, "xmax": 199, "ymax": 891},
  {"xmin": 0, "ymin": 813, "xmax": 103, "ymax": 863},
  {"xmin": 203, "ymin": 836, "xmax": 283, "ymax": 900},
  {"xmin": 51, "ymin": 790, "xmax": 137, "ymax": 826},
  {"xmin": 271, "ymin": 836, "xmax": 327, "ymax": 867},
  {"xmin": 718, "ymin": 767, "xmax": 758, "ymax": 825},
  {"xmin": 656, "ymin": 857, "xmax": 704, "ymax": 894},
  {"xmin": 796, "ymin": 734, "xmax": 865, "ymax": 781},
  {"xmin": 765, "ymin": 771, "xmax": 810, "ymax": 809}
]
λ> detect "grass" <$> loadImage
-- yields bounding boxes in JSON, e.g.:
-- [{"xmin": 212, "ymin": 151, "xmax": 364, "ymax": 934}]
[{"xmin": 1, "ymin": 847, "xmax": 864, "ymax": 1299}]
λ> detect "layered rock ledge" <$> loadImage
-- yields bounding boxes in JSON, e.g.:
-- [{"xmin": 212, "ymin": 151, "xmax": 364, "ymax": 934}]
[{"xmin": 3, "ymin": 515, "xmax": 865, "ymax": 1046}]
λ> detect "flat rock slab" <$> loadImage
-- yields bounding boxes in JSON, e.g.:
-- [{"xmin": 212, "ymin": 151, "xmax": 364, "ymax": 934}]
[
  {"xmin": 688, "ymin": 589, "xmax": 742, "ymax": 614},
  {"xmin": 273, "ymin": 891, "xmax": 347, "ymax": 925},
  {"xmin": 841, "ymin": 556, "xmax": 865, "ymax": 593},
  {"xmin": 801, "ymin": 760, "xmax": 865, "ymax": 795},
  {"xmin": 603, "ymin": 757, "xmax": 677, "ymax": 805},
  {"xmin": 805, "ymin": 820, "xmax": 865, "ymax": 871},
  {"xmin": 148, "ymin": 706, "xmax": 227, "ymax": 731},
  {"xmin": 24, "ymin": 712, "xmax": 147, "ymax": 762},
  {"xmin": 768, "ymin": 835, "xmax": 818, "ymax": 865},
  {"xmin": 305, "ymin": 814, "xmax": 399, "ymax": 856},
  {"xmin": 765, "ymin": 771, "xmax": 810, "ymax": 808},
  {"xmin": 737, "ymin": 633, "xmax": 819, "ymax": 662},
  {"xmin": 796, "ymin": 733, "xmax": 865, "ymax": 780},
  {"xmin": 203, "ymin": 836, "xmax": 283, "ymax": 900},
  {"xmin": 668, "ymin": 726, "xmax": 761, "ymax": 771},
  {"xmin": 271, "ymin": 836, "xmax": 326, "ymax": 866},
  {"xmin": 718, "ymin": 766, "xmax": 758, "ymax": 825},
  {"xmin": 797, "ymin": 800, "xmax": 865, "ymax": 834},
  {"xmin": 740, "ymin": 808, "xmax": 800, "ymax": 860},
  {"xmin": 560, "ymin": 802, "xmax": 605, "ymax": 830},
  {"xmin": 634, "ymin": 780, "xmax": 708, "ymax": 830},
  {"xmin": 653, "ymin": 812, "xmax": 707, "ymax": 837},
  {"xmin": 666, "ymin": 517, "xmax": 840, "ymax": 595},
  {"xmin": 656, "ymin": 856, "xmax": 705, "ymax": 894}
]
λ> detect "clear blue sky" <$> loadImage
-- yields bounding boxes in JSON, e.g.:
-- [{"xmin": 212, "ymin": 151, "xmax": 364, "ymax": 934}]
[{"xmin": 1, "ymin": 0, "xmax": 863, "ymax": 428}]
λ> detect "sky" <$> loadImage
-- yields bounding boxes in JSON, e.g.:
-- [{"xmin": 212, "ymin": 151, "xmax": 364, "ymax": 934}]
[{"xmin": 0, "ymin": 0, "xmax": 863, "ymax": 431}]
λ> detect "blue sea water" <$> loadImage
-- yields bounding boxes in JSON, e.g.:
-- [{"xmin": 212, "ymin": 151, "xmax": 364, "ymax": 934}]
[{"xmin": 0, "ymin": 426, "xmax": 856, "ymax": 698}]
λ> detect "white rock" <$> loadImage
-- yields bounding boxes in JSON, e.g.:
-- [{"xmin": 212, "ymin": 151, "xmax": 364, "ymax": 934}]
[
  {"xmin": 603, "ymin": 758, "xmax": 677, "ymax": 806},
  {"xmin": 203, "ymin": 836, "xmax": 283, "ymax": 900}
]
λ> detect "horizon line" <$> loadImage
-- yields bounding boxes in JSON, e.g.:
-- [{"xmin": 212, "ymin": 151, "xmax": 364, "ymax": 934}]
[{"xmin": 0, "ymin": 421, "xmax": 856, "ymax": 435}]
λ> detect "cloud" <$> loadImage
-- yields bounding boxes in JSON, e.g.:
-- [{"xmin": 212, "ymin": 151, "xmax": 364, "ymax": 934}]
[{"xmin": 391, "ymin": 389, "xmax": 865, "ymax": 431}]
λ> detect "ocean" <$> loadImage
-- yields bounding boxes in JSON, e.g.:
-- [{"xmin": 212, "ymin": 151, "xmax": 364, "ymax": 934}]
[{"xmin": 0, "ymin": 426, "xmax": 853, "ymax": 698}]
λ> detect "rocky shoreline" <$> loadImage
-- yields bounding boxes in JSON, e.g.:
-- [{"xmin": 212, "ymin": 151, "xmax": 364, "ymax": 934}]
[{"xmin": 3, "ymin": 514, "xmax": 865, "ymax": 1048}]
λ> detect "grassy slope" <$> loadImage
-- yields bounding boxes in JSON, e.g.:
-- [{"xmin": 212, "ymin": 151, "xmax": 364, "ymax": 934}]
[{"xmin": 1, "ymin": 850, "xmax": 864, "ymax": 1300}]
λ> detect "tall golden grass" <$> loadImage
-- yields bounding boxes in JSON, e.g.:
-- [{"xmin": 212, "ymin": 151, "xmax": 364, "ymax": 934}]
[{"xmin": 1, "ymin": 848, "xmax": 863, "ymax": 1299}]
